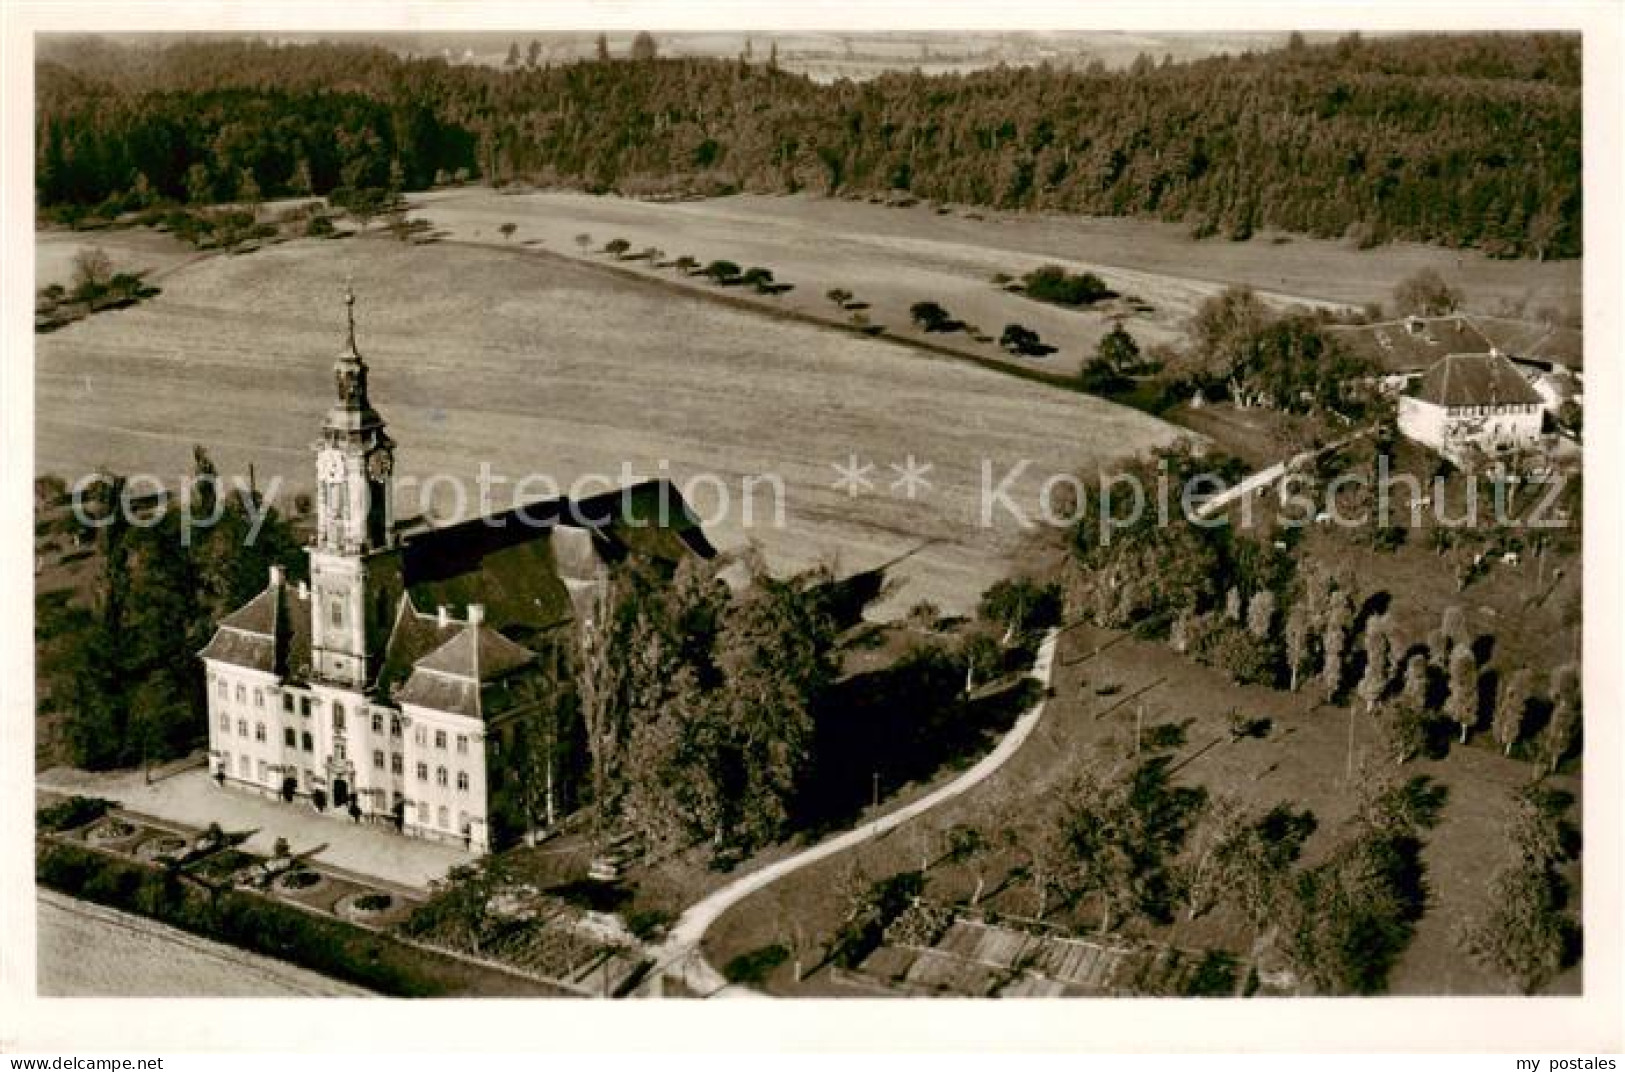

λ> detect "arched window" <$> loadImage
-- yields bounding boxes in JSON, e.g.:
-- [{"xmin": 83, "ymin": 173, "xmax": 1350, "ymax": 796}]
[{"xmin": 456, "ymin": 771, "xmax": 469, "ymax": 792}]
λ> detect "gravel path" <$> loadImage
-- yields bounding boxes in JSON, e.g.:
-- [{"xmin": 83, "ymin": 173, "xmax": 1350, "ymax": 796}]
[{"xmin": 652, "ymin": 629, "xmax": 1059, "ymax": 997}]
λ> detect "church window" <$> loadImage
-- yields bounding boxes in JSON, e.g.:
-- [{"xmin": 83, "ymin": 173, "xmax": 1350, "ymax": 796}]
[
  {"xmin": 373, "ymin": 750, "xmax": 385, "ymax": 770},
  {"xmin": 284, "ymin": 727, "xmax": 296, "ymax": 748},
  {"xmin": 457, "ymin": 771, "xmax": 469, "ymax": 792},
  {"xmin": 456, "ymin": 735, "xmax": 468, "ymax": 755},
  {"xmin": 391, "ymin": 753, "xmax": 403, "ymax": 775},
  {"xmin": 436, "ymin": 766, "xmax": 448, "ymax": 787},
  {"xmin": 255, "ymin": 722, "xmax": 266, "ymax": 743},
  {"xmin": 435, "ymin": 730, "xmax": 447, "ymax": 750},
  {"xmin": 416, "ymin": 762, "xmax": 428, "ymax": 782}
]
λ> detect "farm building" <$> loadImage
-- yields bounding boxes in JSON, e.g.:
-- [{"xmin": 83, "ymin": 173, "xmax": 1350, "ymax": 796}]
[
  {"xmin": 1395, "ymin": 351, "xmax": 1545, "ymax": 463},
  {"xmin": 1330, "ymin": 314, "xmax": 1583, "ymax": 379},
  {"xmin": 199, "ymin": 290, "xmax": 712, "ymax": 853}
]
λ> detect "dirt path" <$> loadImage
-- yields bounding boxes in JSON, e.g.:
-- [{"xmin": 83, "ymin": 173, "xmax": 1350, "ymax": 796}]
[{"xmin": 648, "ymin": 628, "xmax": 1060, "ymax": 997}]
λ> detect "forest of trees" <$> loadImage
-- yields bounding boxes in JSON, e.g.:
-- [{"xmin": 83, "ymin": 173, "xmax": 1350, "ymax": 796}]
[
  {"xmin": 39, "ymin": 450, "xmax": 305, "ymax": 770},
  {"xmin": 36, "ymin": 32, "xmax": 1580, "ymax": 258}
]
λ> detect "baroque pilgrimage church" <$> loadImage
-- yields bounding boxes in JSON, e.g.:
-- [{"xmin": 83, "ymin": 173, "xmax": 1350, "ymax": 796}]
[{"xmin": 200, "ymin": 290, "xmax": 711, "ymax": 852}]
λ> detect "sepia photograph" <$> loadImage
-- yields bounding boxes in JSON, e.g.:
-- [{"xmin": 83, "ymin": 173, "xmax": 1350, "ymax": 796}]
[{"xmin": 4, "ymin": 0, "xmax": 1621, "ymax": 1057}]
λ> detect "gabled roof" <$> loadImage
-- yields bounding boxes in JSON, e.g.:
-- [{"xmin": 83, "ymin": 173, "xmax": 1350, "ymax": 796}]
[
  {"xmin": 204, "ymin": 479, "xmax": 711, "ymax": 700},
  {"xmin": 1328, "ymin": 316, "xmax": 1491, "ymax": 375},
  {"xmin": 376, "ymin": 595, "xmax": 461, "ymax": 697},
  {"xmin": 1410, "ymin": 352, "xmax": 1543, "ymax": 408},
  {"xmin": 413, "ymin": 623, "xmax": 536, "ymax": 680},
  {"xmin": 395, "ymin": 619, "xmax": 538, "ymax": 720},
  {"xmin": 200, "ymin": 574, "xmax": 311, "ymax": 677},
  {"xmin": 1331, "ymin": 314, "xmax": 1585, "ymax": 375}
]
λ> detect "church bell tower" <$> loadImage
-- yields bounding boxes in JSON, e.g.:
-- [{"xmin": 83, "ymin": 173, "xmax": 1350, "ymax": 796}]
[{"xmin": 309, "ymin": 284, "xmax": 395, "ymax": 689}]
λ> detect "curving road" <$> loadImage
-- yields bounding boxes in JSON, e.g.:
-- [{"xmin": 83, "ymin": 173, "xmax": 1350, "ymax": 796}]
[{"xmin": 650, "ymin": 628, "xmax": 1060, "ymax": 997}]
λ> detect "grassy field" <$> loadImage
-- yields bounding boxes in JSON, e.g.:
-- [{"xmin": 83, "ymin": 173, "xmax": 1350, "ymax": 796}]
[
  {"xmin": 409, "ymin": 188, "xmax": 1581, "ymax": 382},
  {"xmin": 36, "ymin": 226, "xmax": 202, "ymax": 291},
  {"xmin": 34, "ymin": 228, "xmax": 1182, "ymax": 617}
]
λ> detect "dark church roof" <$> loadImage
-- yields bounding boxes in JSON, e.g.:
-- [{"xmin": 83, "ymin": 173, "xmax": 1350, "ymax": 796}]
[
  {"xmin": 1409, "ymin": 352, "xmax": 1543, "ymax": 408},
  {"xmin": 202, "ymin": 480, "xmax": 712, "ymax": 717}
]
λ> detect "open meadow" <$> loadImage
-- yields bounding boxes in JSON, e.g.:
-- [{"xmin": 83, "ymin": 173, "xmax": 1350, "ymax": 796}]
[
  {"xmin": 34, "ymin": 227, "xmax": 1183, "ymax": 617},
  {"xmin": 410, "ymin": 188, "xmax": 1581, "ymax": 379}
]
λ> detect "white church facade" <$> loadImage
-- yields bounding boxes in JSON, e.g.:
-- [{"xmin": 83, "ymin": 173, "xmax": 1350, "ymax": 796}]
[{"xmin": 200, "ymin": 290, "xmax": 711, "ymax": 854}]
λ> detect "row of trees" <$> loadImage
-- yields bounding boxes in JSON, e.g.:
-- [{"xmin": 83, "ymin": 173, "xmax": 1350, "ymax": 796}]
[
  {"xmin": 1066, "ymin": 445, "xmax": 1579, "ymax": 773},
  {"xmin": 37, "ymin": 33, "xmax": 1579, "ymax": 257},
  {"xmin": 567, "ymin": 556, "xmax": 836, "ymax": 859}
]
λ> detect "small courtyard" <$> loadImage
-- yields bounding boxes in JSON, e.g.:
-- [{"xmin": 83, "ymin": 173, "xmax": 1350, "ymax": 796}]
[{"xmin": 36, "ymin": 764, "xmax": 472, "ymax": 890}]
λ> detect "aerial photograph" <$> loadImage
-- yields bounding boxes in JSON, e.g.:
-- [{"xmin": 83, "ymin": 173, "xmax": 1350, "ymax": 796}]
[{"xmin": 26, "ymin": 25, "xmax": 1589, "ymax": 1015}]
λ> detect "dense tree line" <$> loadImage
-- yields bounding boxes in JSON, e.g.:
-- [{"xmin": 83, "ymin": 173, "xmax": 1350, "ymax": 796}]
[
  {"xmin": 37, "ymin": 32, "xmax": 1579, "ymax": 257},
  {"xmin": 47, "ymin": 450, "xmax": 304, "ymax": 770}
]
